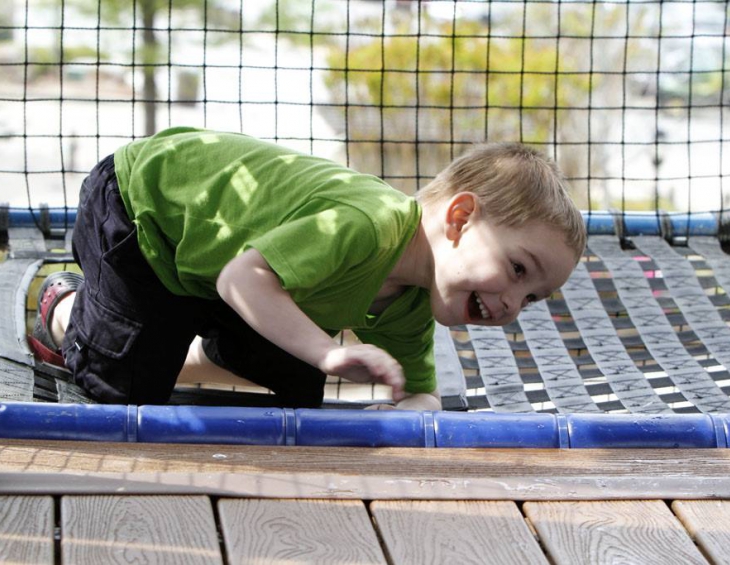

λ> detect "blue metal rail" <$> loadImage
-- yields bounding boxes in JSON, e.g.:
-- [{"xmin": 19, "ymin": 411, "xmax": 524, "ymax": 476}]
[
  {"xmin": 1, "ymin": 403, "xmax": 728, "ymax": 448},
  {"xmin": 3, "ymin": 208, "xmax": 77, "ymax": 230},
  {"xmin": 1, "ymin": 208, "xmax": 724, "ymax": 237},
  {"xmin": 581, "ymin": 210, "xmax": 719, "ymax": 237}
]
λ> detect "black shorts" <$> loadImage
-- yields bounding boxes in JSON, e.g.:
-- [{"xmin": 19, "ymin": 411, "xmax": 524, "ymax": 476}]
[{"xmin": 63, "ymin": 155, "xmax": 325, "ymax": 407}]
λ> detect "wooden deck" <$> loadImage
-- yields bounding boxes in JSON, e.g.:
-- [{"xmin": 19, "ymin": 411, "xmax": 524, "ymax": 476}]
[
  {"xmin": 6, "ymin": 229, "xmax": 730, "ymax": 563},
  {"xmin": 5, "ymin": 495, "xmax": 728, "ymax": 564},
  {"xmin": 2, "ymin": 441, "xmax": 730, "ymax": 564}
]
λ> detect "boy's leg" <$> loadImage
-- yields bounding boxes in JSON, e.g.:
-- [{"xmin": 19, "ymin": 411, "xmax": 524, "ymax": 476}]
[
  {"xmin": 199, "ymin": 303, "xmax": 327, "ymax": 408},
  {"xmin": 28, "ymin": 271, "xmax": 83, "ymax": 366},
  {"xmin": 176, "ymin": 336, "xmax": 261, "ymax": 389},
  {"xmin": 61, "ymin": 154, "xmax": 197, "ymax": 404},
  {"xmin": 50, "ymin": 292, "xmax": 75, "ymax": 347}
]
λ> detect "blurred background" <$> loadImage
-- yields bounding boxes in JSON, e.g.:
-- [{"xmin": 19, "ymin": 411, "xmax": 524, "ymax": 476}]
[{"xmin": 0, "ymin": 0, "xmax": 728, "ymax": 218}]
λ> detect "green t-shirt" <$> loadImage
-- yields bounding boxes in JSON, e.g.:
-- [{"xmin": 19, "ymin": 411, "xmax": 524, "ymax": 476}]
[{"xmin": 114, "ymin": 127, "xmax": 435, "ymax": 394}]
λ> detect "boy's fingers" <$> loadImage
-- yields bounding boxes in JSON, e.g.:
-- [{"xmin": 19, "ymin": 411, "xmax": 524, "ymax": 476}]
[
  {"xmin": 323, "ymin": 345, "xmax": 405, "ymax": 398},
  {"xmin": 368, "ymin": 358, "xmax": 404, "ymax": 390},
  {"xmin": 390, "ymin": 381, "xmax": 406, "ymax": 402},
  {"xmin": 347, "ymin": 346, "xmax": 401, "ymax": 375},
  {"xmin": 370, "ymin": 364, "xmax": 405, "ymax": 401}
]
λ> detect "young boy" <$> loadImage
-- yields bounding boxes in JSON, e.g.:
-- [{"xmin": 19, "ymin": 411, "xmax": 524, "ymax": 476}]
[{"xmin": 29, "ymin": 127, "xmax": 586, "ymax": 410}]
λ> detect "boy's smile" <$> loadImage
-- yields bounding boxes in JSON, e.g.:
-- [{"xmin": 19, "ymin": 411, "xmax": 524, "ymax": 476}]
[{"xmin": 425, "ymin": 192, "xmax": 577, "ymax": 328}]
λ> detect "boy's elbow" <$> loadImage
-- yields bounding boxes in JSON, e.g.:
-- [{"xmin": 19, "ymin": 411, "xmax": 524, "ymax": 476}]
[
  {"xmin": 216, "ymin": 249, "xmax": 279, "ymax": 301},
  {"xmin": 217, "ymin": 252, "xmax": 252, "ymax": 301},
  {"xmin": 216, "ymin": 259, "xmax": 235, "ymax": 299}
]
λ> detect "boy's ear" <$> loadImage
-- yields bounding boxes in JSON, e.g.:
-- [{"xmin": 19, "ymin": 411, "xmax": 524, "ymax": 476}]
[{"xmin": 445, "ymin": 192, "xmax": 478, "ymax": 244}]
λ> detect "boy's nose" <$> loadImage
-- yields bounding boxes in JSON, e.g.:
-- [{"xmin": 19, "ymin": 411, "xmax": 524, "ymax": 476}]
[
  {"xmin": 500, "ymin": 291, "xmax": 520, "ymax": 319},
  {"xmin": 501, "ymin": 289, "xmax": 533, "ymax": 321}
]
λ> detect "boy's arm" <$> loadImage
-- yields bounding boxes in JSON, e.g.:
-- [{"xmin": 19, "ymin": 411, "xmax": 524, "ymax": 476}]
[{"xmin": 217, "ymin": 249, "xmax": 406, "ymax": 400}]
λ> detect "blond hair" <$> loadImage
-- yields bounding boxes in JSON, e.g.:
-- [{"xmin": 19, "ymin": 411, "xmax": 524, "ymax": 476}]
[{"xmin": 417, "ymin": 142, "xmax": 586, "ymax": 262}]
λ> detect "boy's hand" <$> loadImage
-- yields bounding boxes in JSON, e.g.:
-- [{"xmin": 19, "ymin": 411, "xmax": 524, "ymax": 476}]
[
  {"xmin": 218, "ymin": 250, "xmax": 408, "ymax": 401},
  {"xmin": 320, "ymin": 345, "xmax": 406, "ymax": 402}
]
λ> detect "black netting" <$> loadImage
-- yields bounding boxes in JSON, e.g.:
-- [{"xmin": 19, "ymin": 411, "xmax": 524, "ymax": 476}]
[{"xmin": 0, "ymin": 0, "xmax": 727, "ymax": 220}]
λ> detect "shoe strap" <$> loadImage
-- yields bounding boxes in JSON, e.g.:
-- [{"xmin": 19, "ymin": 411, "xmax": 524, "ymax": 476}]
[{"xmin": 28, "ymin": 335, "xmax": 66, "ymax": 367}]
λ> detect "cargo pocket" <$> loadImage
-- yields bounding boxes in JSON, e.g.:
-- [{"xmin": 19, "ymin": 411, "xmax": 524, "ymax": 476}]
[{"xmin": 72, "ymin": 291, "xmax": 142, "ymax": 360}]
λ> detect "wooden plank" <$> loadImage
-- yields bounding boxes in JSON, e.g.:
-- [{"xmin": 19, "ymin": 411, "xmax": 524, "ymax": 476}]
[
  {"xmin": 672, "ymin": 500, "xmax": 730, "ymax": 565},
  {"xmin": 61, "ymin": 495, "xmax": 222, "ymax": 564},
  {"xmin": 371, "ymin": 500, "xmax": 548, "ymax": 565},
  {"xmin": 218, "ymin": 498, "xmax": 386, "ymax": 564},
  {"xmin": 523, "ymin": 500, "xmax": 708, "ymax": 565},
  {"xmin": 2, "ymin": 441, "xmax": 730, "ymax": 500},
  {"xmin": 0, "ymin": 495, "xmax": 54, "ymax": 564}
]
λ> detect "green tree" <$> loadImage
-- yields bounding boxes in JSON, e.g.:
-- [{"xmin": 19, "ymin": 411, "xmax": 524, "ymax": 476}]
[
  {"xmin": 255, "ymin": 0, "xmax": 338, "ymax": 47},
  {"xmin": 322, "ymin": 4, "xmax": 649, "ymax": 208},
  {"xmin": 324, "ymin": 16, "xmax": 589, "ymax": 196}
]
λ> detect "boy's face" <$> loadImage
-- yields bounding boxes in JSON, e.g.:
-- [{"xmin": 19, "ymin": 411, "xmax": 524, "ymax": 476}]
[{"xmin": 429, "ymin": 193, "xmax": 577, "ymax": 327}]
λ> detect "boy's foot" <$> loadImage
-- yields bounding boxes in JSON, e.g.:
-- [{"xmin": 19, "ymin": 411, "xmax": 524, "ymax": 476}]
[{"xmin": 27, "ymin": 271, "xmax": 83, "ymax": 368}]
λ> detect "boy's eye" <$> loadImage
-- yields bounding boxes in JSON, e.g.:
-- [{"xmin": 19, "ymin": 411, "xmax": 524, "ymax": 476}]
[
  {"xmin": 512, "ymin": 262, "xmax": 526, "ymax": 276},
  {"xmin": 526, "ymin": 294, "xmax": 537, "ymax": 304}
]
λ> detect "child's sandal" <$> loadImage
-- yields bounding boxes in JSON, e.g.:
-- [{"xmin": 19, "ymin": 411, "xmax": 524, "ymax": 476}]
[{"xmin": 27, "ymin": 271, "xmax": 84, "ymax": 368}]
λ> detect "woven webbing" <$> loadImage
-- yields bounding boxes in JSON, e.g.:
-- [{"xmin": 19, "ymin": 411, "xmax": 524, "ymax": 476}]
[
  {"xmin": 562, "ymin": 261, "xmax": 670, "ymax": 414},
  {"xmin": 589, "ymin": 237, "xmax": 730, "ymax": 413},
  {"xmin": 4, "ymin": 232, "xmax": 730, "ymax": 412}
]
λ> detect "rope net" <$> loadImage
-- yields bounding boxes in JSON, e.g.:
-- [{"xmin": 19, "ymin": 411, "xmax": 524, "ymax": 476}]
[{"xmin": 0, "ymin": 0, "xmax": 727, "ymax": 219}]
